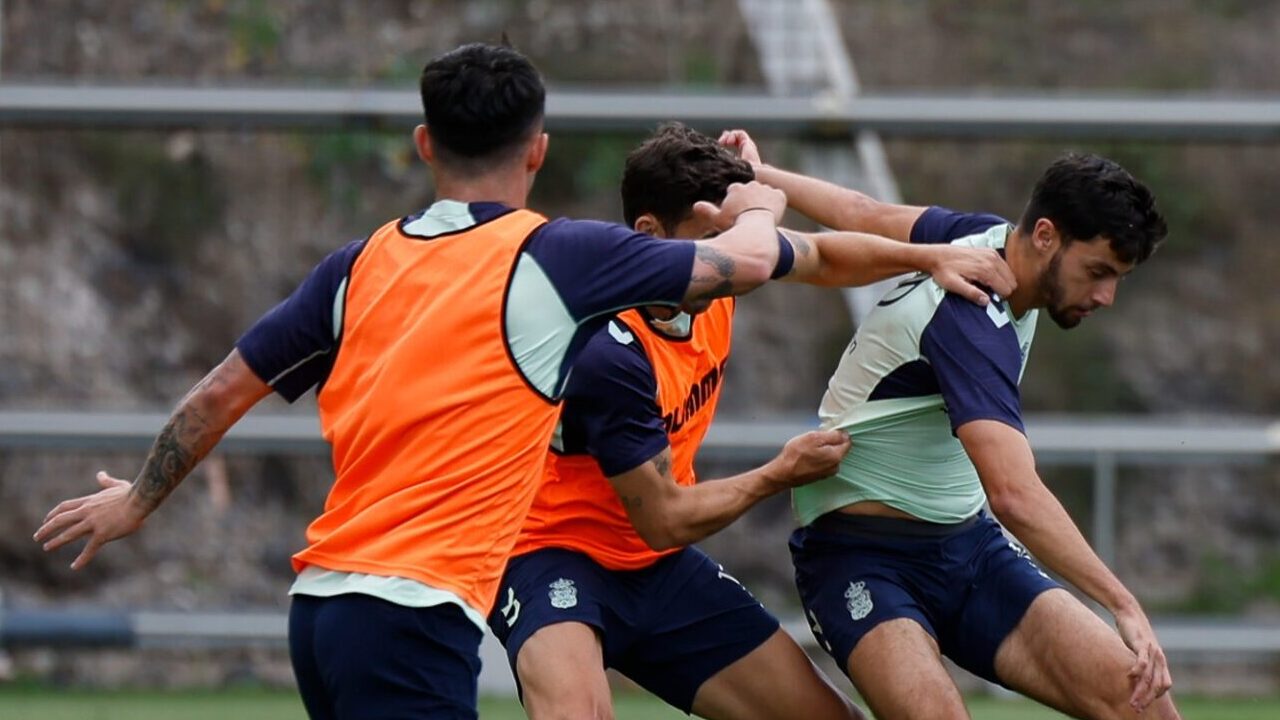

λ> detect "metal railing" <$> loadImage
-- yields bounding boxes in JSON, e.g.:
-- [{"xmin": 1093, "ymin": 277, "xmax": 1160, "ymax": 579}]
[{"xmin": 3, "ymin": 83, "xmax": 1280, "ymax": 139}]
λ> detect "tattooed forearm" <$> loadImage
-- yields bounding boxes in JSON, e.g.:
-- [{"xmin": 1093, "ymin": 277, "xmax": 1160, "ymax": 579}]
[{"xmin": 129, "ymin": 369, "xmax": 230, "ymax": 512}]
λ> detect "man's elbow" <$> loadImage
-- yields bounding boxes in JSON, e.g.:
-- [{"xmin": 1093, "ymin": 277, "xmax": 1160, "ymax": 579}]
[
  {"xmin": 986, "ymin": 485, "xmax": 1033, "ymax": 529},
  {"xmin": 635, "ymin": 522, "xmax": 683, "ymax": 552},
  {"xmin": 735, "ymin": 256, "xmax": 775, "ymax": 292}
]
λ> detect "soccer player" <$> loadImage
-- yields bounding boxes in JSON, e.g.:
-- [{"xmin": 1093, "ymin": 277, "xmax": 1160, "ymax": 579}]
[
  {"xmin": 723, "ymin": 130, "xmax": 1181, "ymax": 720},
  {"xmin": 29, "ymin": 43, "xmax": 809, "ymax": 720},
  {"xmin": 489, "ymin": 124, "xmax": 1018, "ymax": 720}
]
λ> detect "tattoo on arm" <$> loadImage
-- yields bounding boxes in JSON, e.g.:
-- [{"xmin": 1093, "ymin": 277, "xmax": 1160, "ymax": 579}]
[
  {"xmin": 652, "ymin": 450, "xmax": 673, "ymax": 479},
  {"xmin": 129, "ymin": 368, "xmax": 229, "ymax": 512},
  {"xmin": 783, "ymin": 230, "xmax": 813, "ymax": 259},
  {"xmin": 689, "ymin": 244, "xmax": 737, "ymax": 302},
  {"xmin": 621, "ymin": 495, "xmax": 644, "ymax": 510}
]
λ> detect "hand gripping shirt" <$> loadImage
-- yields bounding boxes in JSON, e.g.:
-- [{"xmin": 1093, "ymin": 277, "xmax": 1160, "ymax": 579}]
[
  {"xmin": 792, "ymin": 208, "xmax": 1035, "ymax": 525},
  {"xmin": 235, "ymin": 200, "xmax": 697, "ymax": 624}
]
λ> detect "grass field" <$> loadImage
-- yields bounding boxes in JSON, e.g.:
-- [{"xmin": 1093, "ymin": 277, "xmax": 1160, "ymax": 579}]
[{"xmin": 0, "ymin": 687, "xmax": 1278, "ymax": 720}]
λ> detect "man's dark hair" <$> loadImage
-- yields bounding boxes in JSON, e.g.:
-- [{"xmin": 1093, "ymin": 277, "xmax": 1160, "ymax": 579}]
[
  {"xmin": 419, "ymin": 43, "xmax": 546, "ymax": 174},
  {"xmin": 1020, "ymin": 153, "xmax": 1167, "ymax": 264},
  {"xmin": 621, "ymin": 123, "xmax": 755, "ymax": 232}
]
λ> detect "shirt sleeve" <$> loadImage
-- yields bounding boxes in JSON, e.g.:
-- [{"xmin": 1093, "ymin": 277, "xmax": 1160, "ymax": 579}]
[
  {"xmin": 919, "ymin": 293, "xmax": 1025, "ymax": 434},
  {"xmin": 910, "ymin": 206, "xmax": 1009, "ymax": 245},
  {"xmin": 524, "ymin": 218, "xmax": 696, "ymax": 320},
  {"xmin": 235, "ymin": 238, "xmax": 366, "ymax": 402},
  {"xmin": 557, "ymin": 319, "xmax": 670, "ymax": 476}
]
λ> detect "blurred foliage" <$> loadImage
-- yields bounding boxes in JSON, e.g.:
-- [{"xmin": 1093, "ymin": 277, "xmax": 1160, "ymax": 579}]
[
  {"xmin": 226, "ymin": 0, "xmax": 282, "ymax": 70},
  {"xmin": 1083, "ymin": 142, "xmax": 1221, "ymax": 260},
  {"xmin": 1022, "ymin": 318, "xmax": 1149, "ymax": 413},
  {"xmin": 80, "ymin": 133, "xmax": 225, "ymax": 267},
  {"xmin": 1165, "ymin": 552, "xmax": 1280, "ymax": 614},
  {"xmin": 294, "ymin": 130, "xmax": 409, "ymax": 217},
  {"xmin": 531, "ymin": 132, "xmax": 645, "ymax": 212}
]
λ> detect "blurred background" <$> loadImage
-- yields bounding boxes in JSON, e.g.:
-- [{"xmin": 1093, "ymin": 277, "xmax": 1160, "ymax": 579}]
[{"xmin": 1, "ymin": 1, "xmax": 1278, "ymax": 718}]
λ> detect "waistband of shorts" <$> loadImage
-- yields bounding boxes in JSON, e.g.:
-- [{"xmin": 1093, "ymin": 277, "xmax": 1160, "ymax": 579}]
[{"xmin": 810, "ymin": 510, "xmax": 982, "ymax": 538}]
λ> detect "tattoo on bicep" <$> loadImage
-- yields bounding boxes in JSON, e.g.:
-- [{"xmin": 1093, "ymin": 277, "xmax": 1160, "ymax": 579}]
[
  {"xmin": 784, "ymin": 230, "xmax": 813, "ymax": 258},
  {"xmin": 793, "ymin": 233, "xmax": 814, "ymax": 257},
  {"xmin": 652, "ymin": 450, "xmax": 672, "ymax": 479}
]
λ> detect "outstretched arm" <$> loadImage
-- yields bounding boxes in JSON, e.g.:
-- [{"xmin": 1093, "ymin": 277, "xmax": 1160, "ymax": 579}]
[
  {"xmin": 779, "ymin": 228, "xmax": 1016, "ymax": 305},
  {"xmin": 959, "ymin": 420, "xmax": 1172, "ymax": 712},
  {"xmin": 35, "ymin": 349, "xmax": 271, "ymax": 569},
  {"xmin": 609, "ymin": 430, "xmax": 850, "ymax": 550},
  {"xmin": 720, "ymin": 129, "xmax": 927, "ymax": 239}
]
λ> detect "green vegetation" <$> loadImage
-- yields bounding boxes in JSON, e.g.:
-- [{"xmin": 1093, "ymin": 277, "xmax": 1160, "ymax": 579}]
[
  {"xmin": 1164, "ymin": 551, "xmax": 1280, "ymax": 614},
  {"xmin": 0, "ymin": 686, "xmax": 1277, "ymax": 720},
  {"xmin": 227, "ymin": 0, "xmax": 282, "ymax": 68}
]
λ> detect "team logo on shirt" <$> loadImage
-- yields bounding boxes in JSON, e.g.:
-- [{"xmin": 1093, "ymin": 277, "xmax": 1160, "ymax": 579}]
[
  {"xmin": 845, "ymin": 581, "xmax": 874, "ymax": 621},
  {"xmin": 548, "ymin": 578, "xmax": 579, "ymax": 609}
]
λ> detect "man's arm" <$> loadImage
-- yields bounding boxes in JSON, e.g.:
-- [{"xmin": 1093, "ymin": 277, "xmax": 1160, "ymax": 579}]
[
  {"xmin": 720, "ymin": 129, "xmax": 926, "ymax": 240},
  {"xmin": 681, "ymin": 180, "xmax": 788, "ymax": 304},
  {"xmin": 608, "ymin": 430, "xmax": 850, "ymax": 550},
  {"xmin": 958, "ymin": 420, "xmax": 1173, "ymax": 710},
  {"xmin": 35, "ymin": 350, "xmax": 271, "ymax": 569},
  {"xmin": 779, "ymin": 227, "xmax": 1016, "ymax": 305}
]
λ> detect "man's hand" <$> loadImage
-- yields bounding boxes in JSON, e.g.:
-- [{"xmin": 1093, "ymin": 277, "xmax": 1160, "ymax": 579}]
[
  {"xmin": 693, "ymin": 180, "xmax": 787, "ymax": 232},
  {"xmin": 34, "ymin": 471, "xmax": 149, "ymax": 569},
  {"xmin": 719, "ymin": 129, "xmax": 763, "ymax": 167},
  {"xmin": 926, "ymin": 244, "xmax": 1018, "ymax": 306},
  {"xmin": 1115, "ymin": 606, "xmax": 1174, "ymax": 712},
  {"xmin": 765, "ymin": 430, "xmax": 851, "ymax": 489}
]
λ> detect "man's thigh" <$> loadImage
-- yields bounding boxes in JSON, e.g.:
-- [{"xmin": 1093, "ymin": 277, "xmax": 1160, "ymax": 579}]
[
  {"xmin": 615, "ymin": 548, "xmax": 781, "ymax": 714},
  {"xmin": 941, "ymin": 519, "xmax": 1061, "ymax": 683},
  {"xmin": 994, "ymin": 588, "xmax": 1180, "ymax": 720},
  {"xmin": 690, "ymin": 627, "xmax": 864, "ymax": 720},
  {"xmin": 300, "ymin": 593, "xmax": 482, "ymax": 720},
  {"xmin": 847, "ymin": 618, "xmax": 970, "ymax": 720},
  {"xmin": 515, "ymin": 621, "xmax": 613, "ymax": 720}
]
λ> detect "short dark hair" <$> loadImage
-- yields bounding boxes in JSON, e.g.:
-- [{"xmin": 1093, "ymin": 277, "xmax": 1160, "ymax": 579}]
[
  {"xmin": 621, "ymin": 123, "xmax": 755, "ymax": 232},
  {"xmin": 419, "ymin": 43, "xmax": 546, "ymax": 174},
  {"xmin": 1020, "ymin": 153, "xmax": 1167, "ymax": 264}
]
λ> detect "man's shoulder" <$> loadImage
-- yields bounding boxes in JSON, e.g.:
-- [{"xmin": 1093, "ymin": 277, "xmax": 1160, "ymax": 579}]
[{"xmin": 567, "ymin": 318, "xmax": 656, "ymax": 389}]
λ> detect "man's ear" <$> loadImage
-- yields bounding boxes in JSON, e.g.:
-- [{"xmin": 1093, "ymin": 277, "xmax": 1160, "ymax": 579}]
[
  {"xmin": 526, "ymin": 132, "xmax": 549, "ymax": 173},
  {"xmin": 414, "ymin": 125, "xmax": 433, "ymax": 165},
  {"xmin": 633, "ymin": 214, "xmax": 664, "ymax": 238},
  {"xmin": 1031, "ymin": 217, "xmax": 1062, "ymax": 255}
]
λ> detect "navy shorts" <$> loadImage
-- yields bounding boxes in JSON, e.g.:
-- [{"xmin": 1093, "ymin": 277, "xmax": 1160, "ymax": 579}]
[
  {"xmin": 790, "ymin": 511, "xmax": 1060, "ymax": 685},
  {"xmin": 289, "ymin": 593, "xmax": 483, "ymax": 720},
  {"xmin": 488, "ymin": 546, "xmax": 780, "ymax": 712}
]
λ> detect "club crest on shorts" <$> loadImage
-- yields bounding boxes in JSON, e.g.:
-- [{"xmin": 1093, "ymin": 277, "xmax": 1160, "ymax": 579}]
[
  {"xmin": 845, "ymin": 581, "xmax": 873, "ymax": 621},
  {"xmin": 548, "ymin": 578, "xmax": 578, "ymax": 609}
]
